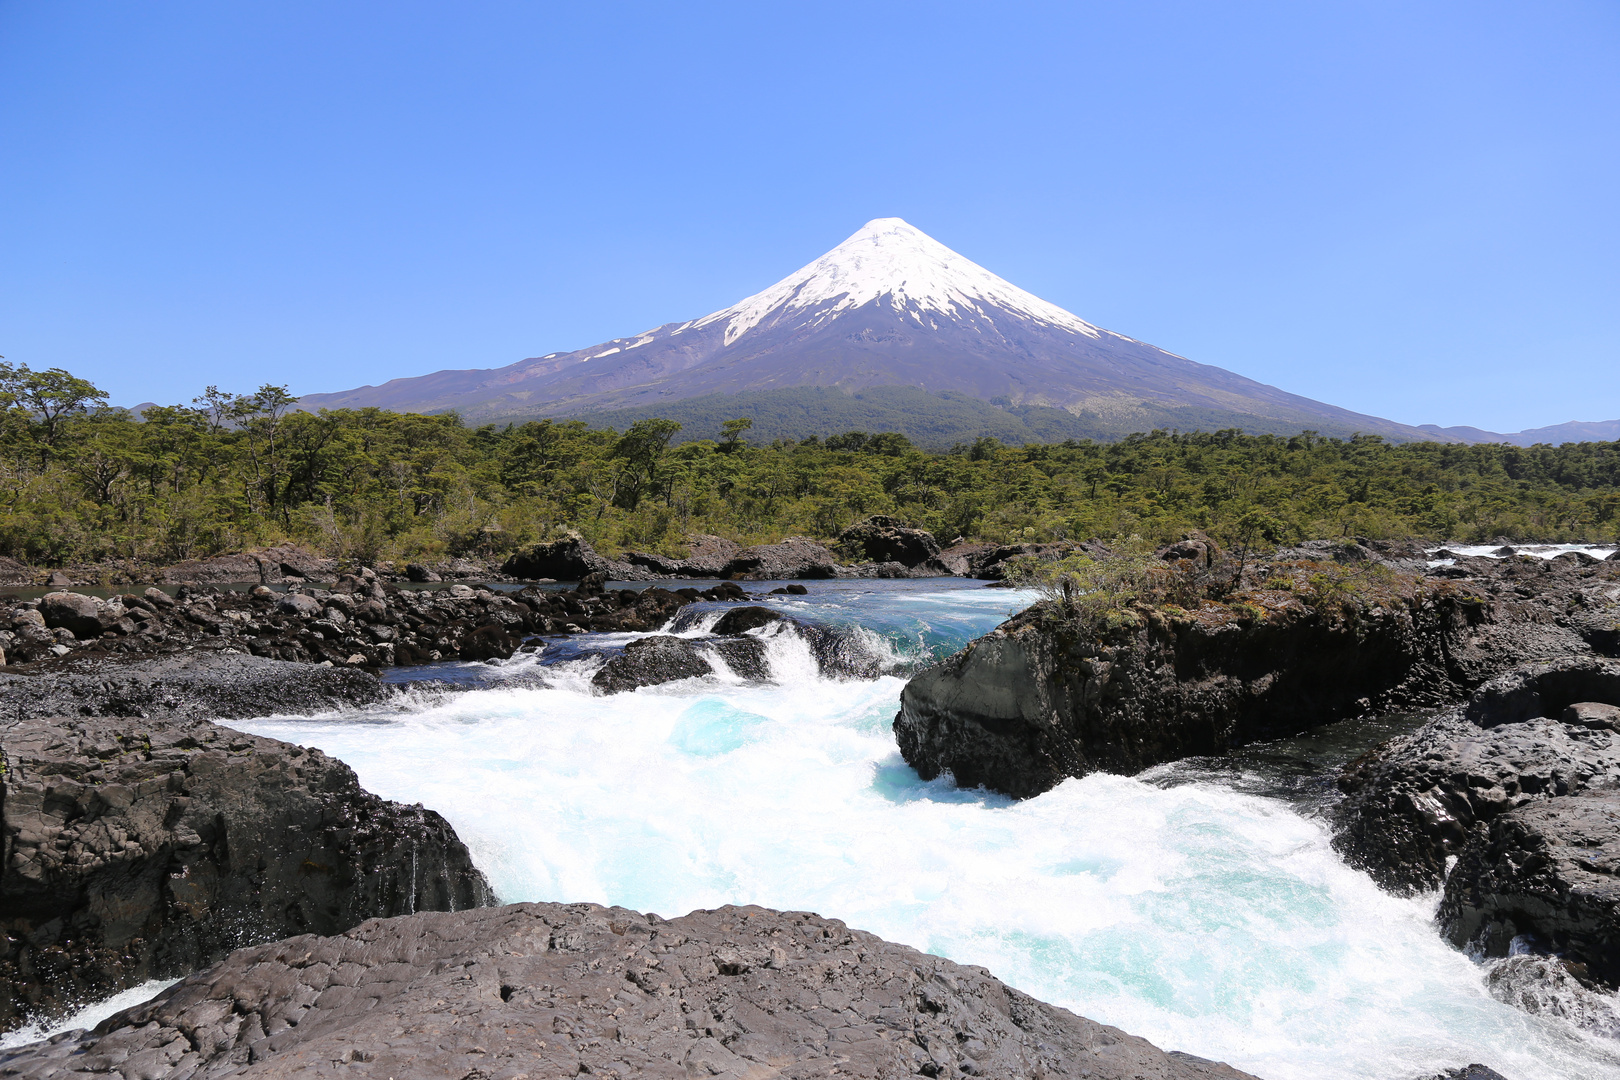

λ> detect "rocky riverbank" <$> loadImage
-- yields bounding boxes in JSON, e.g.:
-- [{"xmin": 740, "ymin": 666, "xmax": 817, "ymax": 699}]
[
  {"xmin": 1333, "ymin": 659, "xmax": 1620, "ymax": 988},
  {"xmin": 0, "ymin": 571, "xmax": 763, "ymax": 672},
  {"xmin": 0, "ymin": 707, "xmax": 494, "ymax": 1030},
  {"xmin": 0, "ymin": 517, "xmax": 1110, "ymax": 592},
  {"xmin": 893, "ymin": 546, "xmax": 1620, "ymax": 799},
  {"xmin": 0, "ymin": 902, "xmax": 1258, "ymax": 1079}
]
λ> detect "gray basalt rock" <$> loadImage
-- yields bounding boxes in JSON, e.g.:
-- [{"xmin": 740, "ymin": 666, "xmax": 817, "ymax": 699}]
[
  {"xmin": 0, "ymin": 903, "xmax": 1256, "ymax": 1079},
  {"xmin": 0, "ymin": 652, "xmax": 390, "ymax": 724},
  {"xmin": 0, "ymin": 713, "xmax": 494, "ymax": 1030},
  {"xmin": 591, "ymin": 635, "xmax": 713, "ymax": 694},
  {"xmin": 1439, "ymin": 791, "xmax": 1620, "ymax": 985},
  {"xmin": 1334, "ymin": 660, "xmax": 1620, "ymax": 893},
  {"xmin": 723, "ymin": 539, "xmax": 842, "ymax": 580},
  {"xmin": 36, "ymin": 594, "xmax": 113, "ymax": 641}
]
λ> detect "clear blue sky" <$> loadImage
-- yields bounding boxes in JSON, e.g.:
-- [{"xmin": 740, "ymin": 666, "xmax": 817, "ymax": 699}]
[{"xmin": 3, "ymin": 1, "xmax": 1616, "ymax": 432}]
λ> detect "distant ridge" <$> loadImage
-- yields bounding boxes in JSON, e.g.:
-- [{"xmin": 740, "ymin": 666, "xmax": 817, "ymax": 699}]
[
  {"xmin": 300, "ymin": 218, "xmax": 1449, "ymax": 443},
  {"xmin": 1419, "ymin": 419, "xmax": 1620, "ymax": 447}
]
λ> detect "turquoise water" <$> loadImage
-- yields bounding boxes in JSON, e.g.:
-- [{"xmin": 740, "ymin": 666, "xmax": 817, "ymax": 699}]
[{"xmin": 233, "ymin": 579, "xmax": 1620, "ymax": 1080}]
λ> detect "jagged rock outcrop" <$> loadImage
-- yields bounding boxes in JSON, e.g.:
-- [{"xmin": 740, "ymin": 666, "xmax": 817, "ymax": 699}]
[
  {"xmin": 894, "ymin": 555, "xmax": 1619, "ymax": 799},
  {"xmin": 838, "ymin": 516, "xmax": 942, "ymax": 568},
  {"xmin": 500, "ymin": 536, "xmax": 636, "ymax": 581},
  {"xmin": 155, "ymin": 545, "xmax": 338, "ymax": 586},
  {"xmin": 1439, "ymin": 790, "xmax": 1620, "ymax": 986},
  {"xmin": 0, "ymin": 902, "xmax": 1256, "ymax": 1079},
  {"xmin": 590, "ymin": 635, "xmax": 715, "ymax": 694},
  {"xmin": 723, "ymin": 538, "xmax": 842, "ymax": 580},
  {"xmin": 0, "ymin": 713, "xmax": 494, "ymax": 1030},
  {"xmin": 1333, "ymin": 660, "xmax": 1620, "ymax": 893}
]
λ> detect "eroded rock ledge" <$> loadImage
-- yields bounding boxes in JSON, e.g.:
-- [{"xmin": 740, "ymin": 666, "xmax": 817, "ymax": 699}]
[
  {"xmin": 893, "ymin": 553, "xmax": 1617, "ymax": 799},
  {"xmin": 0, "ymin": 711, "xmax": 494, "ymax": 1030},
  {"xmin": 0, "ymin": 902, "xmax": 1256, "ymax": 1080}
]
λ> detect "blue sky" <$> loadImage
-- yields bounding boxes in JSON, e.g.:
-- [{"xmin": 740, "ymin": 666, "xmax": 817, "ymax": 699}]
[{"xmin": 2, "ymin": 1, "xmax": 1616, "ymax": 432}]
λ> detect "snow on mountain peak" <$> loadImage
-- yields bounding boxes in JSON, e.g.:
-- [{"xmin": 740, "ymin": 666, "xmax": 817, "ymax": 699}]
[{"xmin": 690, "ymin": 217, "xmax": 1102, "ymax": 346}]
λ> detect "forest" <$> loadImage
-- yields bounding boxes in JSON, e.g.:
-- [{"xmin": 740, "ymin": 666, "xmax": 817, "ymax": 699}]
[{"xmin": 2, "ymin": 363, "xmax": 1618, "ymax": 571}]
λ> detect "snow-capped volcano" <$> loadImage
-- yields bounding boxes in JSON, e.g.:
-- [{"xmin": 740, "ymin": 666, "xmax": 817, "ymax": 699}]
[
  {"xmin": 690, "ymin": 217, "xmax": 1106, "ymax": 346},
  {"xmin": 300, "ymin": 218, "xmax": 1438, "ymax": 442}
]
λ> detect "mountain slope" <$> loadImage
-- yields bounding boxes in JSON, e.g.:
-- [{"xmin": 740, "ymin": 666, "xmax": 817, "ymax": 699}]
[{"xmin": 301, "ymin": 218, "xmax": 1441, "ymax": 441}]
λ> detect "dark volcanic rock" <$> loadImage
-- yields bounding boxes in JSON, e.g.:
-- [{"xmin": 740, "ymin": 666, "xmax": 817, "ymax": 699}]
[
  {"xmin": 0, "ymin": 652, "xmax": 390, "ymax": 724},
  {"xmin": 1334, "ymin": 660, "xmax": 1620, "ymax": 892},
  {"xmin": 896, "ymin": 590, "xmax": 1486, "ymax": 800},
  {"xmin": 500, "ymin": 536, "xmax": 633, "ymax": 581},
  {"xmin": 1440, "ymin": 791, "xmax": 1620, "ymax": 985},
  {"xmin": 710, "ymin": 605, "xmax": 785, "ymax": 635},
  {"xmin": 591, "ymin": 635, "xmax": 713, "ymax": 693},
  {"xmin": 838, "ymin": 515, "xmax": 942, "ymax": 568},
  {"xmin": 36, "ymin": 594, "xmax": 110, "ymax": 641},
  {"xmin": 895, "ymin": 553, "xmax": 1620, "ymax": 800},
  {"xmin": 0, "ymin": 903, "xmax": 1256, "ymax": 1080},
  {"xmin": 0, "ymin": 713, "xmax": 493, "ymax": 1030}
]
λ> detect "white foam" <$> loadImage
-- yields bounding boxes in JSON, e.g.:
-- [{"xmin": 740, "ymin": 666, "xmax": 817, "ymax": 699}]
[
  {"xmin": 0, "ymin": 980, "xmax": 177, "ymax": 1051},
  {"xmin": 234, "ymin": 665, "xmax": 1620, "ymax": 1079}
]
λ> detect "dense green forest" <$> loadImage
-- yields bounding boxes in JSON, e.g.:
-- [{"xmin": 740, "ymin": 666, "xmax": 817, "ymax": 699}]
[{"xmin": 1, "ymin": 363, "xmax": 1617, "ymax": 570}]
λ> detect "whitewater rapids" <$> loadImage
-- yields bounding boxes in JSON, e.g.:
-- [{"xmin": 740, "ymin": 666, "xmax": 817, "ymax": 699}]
[{"xmin": 226, "ymin": 579, "xmax": 1620, "ymax": 1080}]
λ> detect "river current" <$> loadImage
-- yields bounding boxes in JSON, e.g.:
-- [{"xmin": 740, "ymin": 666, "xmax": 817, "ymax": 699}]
[{"xmin": 197, "ymin": 578, "xmax": 1620, "ymax": 1079}]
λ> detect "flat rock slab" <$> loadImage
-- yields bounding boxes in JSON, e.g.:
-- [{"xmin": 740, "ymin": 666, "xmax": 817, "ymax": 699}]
[
  {"xmin": 0, "ymin": 652, "xmax": 390, "ymax": 723},
  {"xmin": 0, "ymin": 903, "xmax": 1257, "ymax": 1080}
]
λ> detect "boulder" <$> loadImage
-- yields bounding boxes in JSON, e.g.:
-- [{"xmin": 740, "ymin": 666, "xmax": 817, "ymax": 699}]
[
  {"xmin": 404, "ymin": 562, "xmax": 441, "ymax": 583},
  {"xmin": 1334, "ymin": 660, "xmax": 1620, "ymax": 893},
  {"xmin": 0, "ymin": 903, "xmax": 1257, "ymax": 1079},
  {"xmin": 0, "ymin": 557, "xmax": 29, "ymax": 586},
  {"xmin": 457, "ymin": 622, "xmax": 521, "ymax": 662},
  {"xmin": 43, "ymin": 571, "xmax": 71, "ymax": 588},
  {"xmin": 0, "ymin": 712, "xmax": 493, "ymax": 1029},
  {"xmin": 156, "ymin": 552, "xmax": 263, "ymax": 585},
  {"xmin": 591, "ymin": 635, "xmax": 712, "ymax": 693},
  {"xmin": 723, "ymin": 539, "xmax": 841, "ymax": 580},
  {"xmin": 274, "ymin": 591, "xmax": 322, "ymax": 617},
  {"xmin": 1609, "ymin": 549, "xmax": 1620, "ymax": 562},
  {"xmin": 501, "ymin": 535, "xmax": 631, "ymax": 581},
  {"xmin": 838, "ymin": 514, "xmax": 942, "ymax": 567},
  {"xmin": 1157, "ymin": 531, "xmax": 1221, "ymax": 567},
  {"xmin": 37, "ymin": 592, "xmax": 112, "ymax": 640},
  {"xmin": 1439, "ymin": 790, "xmax": 1620, "ymax": 985},
  {"xmin": 710, "ymin": 605, "xmax": 785, "ymax": 635}
]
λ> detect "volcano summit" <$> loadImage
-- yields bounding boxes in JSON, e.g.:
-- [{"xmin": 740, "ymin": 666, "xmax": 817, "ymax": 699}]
[{"xmin": 301, "ymin": 218, "xmax": 1437, "ymax": 443}]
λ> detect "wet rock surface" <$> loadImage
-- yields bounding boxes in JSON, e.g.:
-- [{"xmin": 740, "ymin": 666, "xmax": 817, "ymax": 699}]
[
  {"xmin": 0, "ymin": 902, "xmax": 1256, "ymax": 1080},
  {"xmin": 895, "ymin": 552, "xmax": 1620, "ymax": 800},
  {"xmin": 591, "ymin": 635, "xmax": 715, "ymax": 694},
  {"xmin": 1440, "ymin": 791, "xmax": 1620, "ymax": 985},
  {"xmin": 0, "ymin": 713, "xmax": 493, "ymax": 1031},
  {"xmin": 1334, "ymin": 660, "xmax": 1620, "ymax": 893}
]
